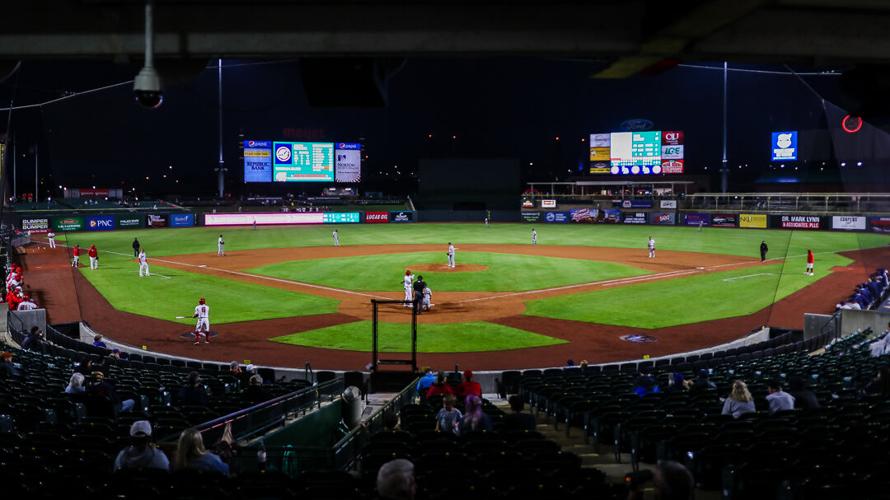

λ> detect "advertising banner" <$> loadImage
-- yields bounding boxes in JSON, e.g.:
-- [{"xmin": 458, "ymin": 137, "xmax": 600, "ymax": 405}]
[
  {"xmin": 773, "ymin": 214, "xmax": 824, "ymax": 230},
  {"xmin": 619, "ymin": 199, "xmax": 654, "ymax": 209},
  {"xmin": 118, "ymin": 216, "xmax": 144, "ymax": 228},
  {"xmin": 589, "ymin": 147, "xmax": 610, "ymax": 162},
  {"xmin": 521, "ymin": 212, "xmax": 542, "ymax": 223},
  {"xmin": 243, "ymin": 140, "xmax": 273, "ymax": 183},
  {"xmin": 661, "ymin": 160, "xmax": 684, "ymax": 174},
  {"xmin": 86, "ymin": 215, "xmax": 116, "ymax": 231},
  {"xmin": 569, "ymin": 208, "xmax": 596, "ymax": 223},
  {"xmin": 662, "ymin": 130, "xmax": 684, "ymax": 145},
  {"xmin": 870, "ymin": 216, "xmax": 890, "ymax": 233},
  {"xmin": 832, "ymin": 216, "xmax": 867, "ymax": 231},
  {"xmin": 683, "ymin": 213, "xmax": 711, "ymax": 226},
  {"xmin": 53, "ymin": 216, "xmax": 84, "ymax": 232},
  {"xmin": 541, "ymin": 199, "xmax": 557, "ymax": 208},
  {"xmin": 543, "ymin": 211, "xmax": 570, "ymax": 223},
  {"xmin": 323, "ymin": 212, "xmax": 361, "ymax": 224},
  {"xmin": 623, "ymin": 212, "xmax": 648, "ymax": 224},
  {"xmin": 739, "ymin": 213, "xmax": 767, "ymax": 229},
  {"xmin": 147, "ymin": 214, "xmax": 169, "ymax": 228},
  {"xmin": 169, "ymin": 213, "xmax": 195, "ymax": 228},
  {"xmin": 389, "ymin": 211, "xmax": 416, "ymax": 223},
  {"xmin": 710, "ymin": 213, "xmax": 739, "ymax": 228},
  {"xmin": 364, "ymin": 211, "xmax": 390, "ymax": 224},
  {"xmin": 660, "ymin": 200, "xmax": 677, "ymax": 209},
  {"xmin": 649, "ymin": 212, "xmax": 676, "ymax": 225},
  {"xmin": 771, "ymin": 131, "xmax": 798, "ymax": 161},
  {"xmin": 21, "ymin": 217, "xmax": 49, "ymax": 233},
  {"xmin": 590, "ymin": 133, "xmax": 611, "ymax": 148},
  {"xmin": 661, "ymin": 145, "xmax": 684, "ymax": 159},
  {"xmin": 335, "ymin": 143, "xmax": 362, "ymax": 183},
  {"xmin": 205, "ymin": 212, "xmax": 324, "ymax": 226},
  {"xmin": 589, "ymin": 163, "xmax": 610, "ymax": 174}
]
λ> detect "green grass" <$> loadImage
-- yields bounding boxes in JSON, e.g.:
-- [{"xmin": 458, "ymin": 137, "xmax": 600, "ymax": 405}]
[
  {"xmin": 271, "ymin": 320, "xmax": 567, "ymax": 352},
  {"xmin": 247, "ymin": 251, "xmax": 649, "ymax": 292},
  {"xmin": 79, "ymin": 251, "xmax": 339, "ymax": 325},
  {"xmin": 525, "ymin": 251, "xmax": 853, "ymax": 329}
]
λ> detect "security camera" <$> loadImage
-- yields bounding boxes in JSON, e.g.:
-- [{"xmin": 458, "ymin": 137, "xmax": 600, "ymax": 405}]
[{"xmin": 134, "ymin": 66, "xmax": 163, "ymax": 109}]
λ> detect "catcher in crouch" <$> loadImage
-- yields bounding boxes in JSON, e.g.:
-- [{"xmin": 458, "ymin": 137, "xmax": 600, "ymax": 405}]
[{"xmin": 193, "ymin": 297, "xmax": 211, "ymax": 345}]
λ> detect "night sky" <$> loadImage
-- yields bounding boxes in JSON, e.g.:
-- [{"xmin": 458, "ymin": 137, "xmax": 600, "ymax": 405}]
[{"xmin": 0, "ymin": 58, "xmax": 857, "ymax": 198}]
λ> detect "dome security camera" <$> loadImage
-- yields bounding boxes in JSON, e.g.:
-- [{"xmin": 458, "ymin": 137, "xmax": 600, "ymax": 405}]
[{"xmin": 134, "ymin": 66, "xmax": 163, "ymax": 109}]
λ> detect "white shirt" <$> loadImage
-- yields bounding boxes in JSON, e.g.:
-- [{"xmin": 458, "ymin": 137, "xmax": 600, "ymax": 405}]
[
  {"xmin": 195, "ymin": 304, "xmax": 210, "ymax": 318},
  {"xmin": 448, "ymin": 244, "xmax": 455, "ymax": 256},
  {"xmin": 47, "ymin": 232, "xmax": 55, "ymax": 239},
  {"xmin": 422, "ymin": 288, "xmax": 432, "ymax": 300},
  {"xmin": 532, "ymin": 231, "xmax": 537, "ymax": 238},
  {"xmin": 218, "ymin": 237, "xmax": 224, "ymax": 246},
  {"xmin": 17, "ymin": 301, "xmax": 37, "ymax": 311},
  {"xmin": 138, "ymin": 252, "xmax": 147, "ymax": 264},
  {"xmin": 648, "ymin": 239, "xmax": 655, "ymax": 249},
  {"xmin": 403, "ymin": 274, "xmax": 414, "ymax": 288}
]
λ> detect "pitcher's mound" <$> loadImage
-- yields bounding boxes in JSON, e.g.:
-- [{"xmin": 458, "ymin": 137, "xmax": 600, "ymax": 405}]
[{"xmin": 409, "ymin": 264, "xmax": 488, "ymax": 273}]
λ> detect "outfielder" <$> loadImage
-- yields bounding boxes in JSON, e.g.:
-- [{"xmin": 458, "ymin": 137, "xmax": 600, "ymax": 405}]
[
  {"xmin": 217, "ymin": 234, "xmax": 225, "ymax": 256},
  {"xmin": 88, "ymin": 244, "xmax": 99, "ymax": 270},
  {"xmin": 647, "ymin": 236, "xmax": 656, "ymax": 258},
  {"xmin": 72, "ymin": 244, "xmax": 81, "ymax": 268},
  {"xmin": 806, "ymin": 249, "xmax": 815, "ymax": 276},
  {"xmin": 193, "ymin": 297, "xmax": 211, "ymax": 344},
  {"xmin": 47, "ymin": 231, "xmax": 56, "ymax": 249},
  {"xmin": 447, "ymin": 242, "xmax": 456, "ymax": 269},
  {"xmin": 332, "ymin": 229, "xmax": 340, "ymax": 246},
  {"xmin": 531, "ymin": 228, "xmax": 538, "ymax": 245},
  {"xmin": 403, "ymin": 270, "xmax": 414, "ymax": 308},
  {"xmin": 138, "ymin": 249, "xmax": 150, "ymax": 277}
]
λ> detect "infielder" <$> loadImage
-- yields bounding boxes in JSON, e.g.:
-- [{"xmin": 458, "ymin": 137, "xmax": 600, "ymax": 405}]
[
  {"xmin": 193, "ymin": 297, "xmax": 211, "ymax": 344},
  {"xmin": 531, "ymin": 228, "xmax": 538, "ymax": 245},
  {"xmin": 647, "ymin": 236, "xmax": 656, "ymax": 258},
  {"xmin": 138, "ymin": 249, "xmax": 150, "ymax": 277},
  {"xmin": 88, "ymin": 244, "xmax": 99, "ymax": 270},
  {"xmin": 47, "ymin": 231, "xmax": 56, "ymax": 249},
  {"xmin": 332, "ymin": 229, "xmax": 340, "ymax": 247},
  {"xmin": 806, "ymin": 249, "xmax": 815, "ymax": 276},
  {"xmin": 217, "ymin": 234, "xmax": 225, "ymax": 256},
  {"xmin": 72, "ymin": 244, "xmax": 81, "ymax": 268},
  {"xmin": 403, "ymin": 270, "xmax": 414, "ymax": 308},
  {"xmin": 447, "ymin": 242, "xmax": 456, "ymax": 269}
]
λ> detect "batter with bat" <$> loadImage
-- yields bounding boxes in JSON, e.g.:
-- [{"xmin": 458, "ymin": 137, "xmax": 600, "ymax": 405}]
[{"xmin": 192, "ymin": 297, "xmax": 211, "ymax": 345}]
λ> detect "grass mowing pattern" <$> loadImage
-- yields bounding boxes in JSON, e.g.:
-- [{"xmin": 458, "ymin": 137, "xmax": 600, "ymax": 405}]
[
  {"xmin": 247, "ymin": 251, "xmax": 649, "ymax": 292},
  {"xmin": 78, "ymin": 251, "xmax": 339, "ymax": 325},
  {"xmin": 525, "ymin": 251, "xmax": 853, "ymax": 329},
  {"xmin": 271, "ymin": 320, "xmax": 566, "ymax": 353}
]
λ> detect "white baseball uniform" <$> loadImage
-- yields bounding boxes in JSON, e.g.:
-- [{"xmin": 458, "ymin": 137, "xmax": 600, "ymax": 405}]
[
  {"xmin": 138, "ymin": 250, "xmax": 150, "ymax": 277},
  {"xmin": 47, "ymin": 232, "xmax": 56, "ymax": 248},
  {"xmin": 531, "ymin": 230, "xmax": 537, "ymax": 245},
  {"xmin": 648, "ymin": 238, "xmax": 656, "ymax": 258},
  {"xmin": 217, "ymin": 236, "xmax": 225, "ymax": 256},
  {"xmin": 17, "ymin": 300, "xmax": 37, "ymax": 311},
  {"xmin": 332, "ymin": 230, "xmax": 340, "ymax": 246},
  {"xmin": 447, "ymin": 244, "xmax": 455, "ymax": 268},
  {"xmin": 403, "ymin": 274, "xmax": 414, "ymax": 307},
  {"xmin": 194, "ymin": 303, "xmax": 210, "ymax": 332},
  {"xmin": 422, "ymin": 286, "xmax": 432, "ymax": 311}
]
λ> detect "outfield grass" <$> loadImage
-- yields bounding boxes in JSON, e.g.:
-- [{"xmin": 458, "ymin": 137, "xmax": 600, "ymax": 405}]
[
  {"xmin": 79, "ymin": 251, "xmax": 340, "ymax": 325},
  {"xmin": 525, "ymin": 250, "xmax": 853, "ymax": 329},
  {"xmin": 247, "ymin": 251, "xmax": 649, "ymax": 292},
  {"xmin": 271, "ymin": 320, "xmax": 567, "ymax": 352}
]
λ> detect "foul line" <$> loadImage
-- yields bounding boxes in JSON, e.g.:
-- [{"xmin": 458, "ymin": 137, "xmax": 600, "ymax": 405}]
[{"xmin": 722, "ymin": 273, "xmax": 776, "ymax": 282}]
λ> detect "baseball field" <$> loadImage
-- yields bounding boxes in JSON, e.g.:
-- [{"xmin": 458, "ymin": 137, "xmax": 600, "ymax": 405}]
[{"xmin": 29, "ymin": 223, "xmax": 890, "ymax": 369}]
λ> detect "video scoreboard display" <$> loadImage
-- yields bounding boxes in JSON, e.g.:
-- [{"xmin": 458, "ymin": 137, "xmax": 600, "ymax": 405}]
[
  {"xmin": 588, "ymin": 130, "xmax": 685, "ymax": 175},
  {"xmin": 243, "ymin": 140, "xmax": 361, "ymax": 183}
]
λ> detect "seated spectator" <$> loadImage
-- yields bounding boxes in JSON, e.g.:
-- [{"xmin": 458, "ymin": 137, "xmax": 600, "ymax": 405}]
[
  {"xmin": 633, "ymin": 374, "xmax": 660, "ymax": 397},
  {"xmin": 174, "ymin": 428, "xmax": 229, "ymax": 476},
  {"xmin": 459, "ymin": 395, "xmax": 492, "ymax": 435},
  {"xmin": 21, "ymin": 326, "xmax": 46, "ymax": 352},
  {"xmin": 93, "ymin": 335, "xmax": 108, "ymax": 349},
  {"xmin": 229, "ymin": 361, "xmax": 249, "ymax": 387},
  {"xmin": 242, "ymin": 374, "xmax": 270, "ymax": 404},
  {"xmin": 16, "ymin": 295, "xmax": 37, "ymax": 311},
  {"xmin": 376, "ymin": 458, "xmax": 415, "ymax": 500},
  {"xmin": 667, "ymin": 372, "xmax": 690, "ymax": 393},
  {"xmin": 109, "ymin": 349, "xmax": 122, "ymax": 359},
  {"xmin": 721, "ymin": 380, "xmax": 756, "ymax": 418},
  {"xmin": 425, "ymin": 371, "xmax": 453, "ymax": 398},
  {"xmin": 691, "ymin": 369, "xmax": 717, "ymax": 392},
  {"xmin": 766, "ymin": 379, "xmax": 795, "ymax": 413},
  {"xmin": 788, "ymin": 377, "xmax": 820, "ymax": 410},
  {"xmin": 415, "ymin": 367, "xmax": 436, "ymax": 396},
  {"xmin": 434, "ymin": 394, "xmax": 462, "ymax": 434},
  {"xmin": 0, "ymin": 351, "xmax": 21, "ymax": 378},
  {"xmin": 75, "ymin": 358, "xmax": 95, "ymax": 376},
  {"xmin": 178, "ymin": 371, "xmax": 209, "ymax": 406},
  {"xmin": 502, "ymin": 395, "xmax": 536, "ymax": 432},
  {"xmin": 382, "ymin": 411, "xmax": 401, "ymax": 432},
  {"xmin": 456, "ymin": 370, "xmax": 482, "ymax": 401},
  {"xmin": 566, "ymin": 359, "xmax": 576, "ymax": 367},
  {"xmin": 864, "ymin": 366, "xmax": 890, "ymax": 397},
  {"xmin": 578, "ymin": 360, "xmax": 589, "ymax": 370},
  {"xmin": 88, "ymin": 371, "xmax": 135, "ymax": 413},
  {"xmin": 627, "ymin": 460, "xmax": 694, "ymax": 500},
  {"xmin": 869, "ymin": 323, "xmax": 890, "ymax": 358},
  {"xmin": 113, "ymin": 420, "xmax": 170, "ymax": 472},
  {"xmin": 65, "ymin": 372, "xmax": 86, "ymax": 394}
]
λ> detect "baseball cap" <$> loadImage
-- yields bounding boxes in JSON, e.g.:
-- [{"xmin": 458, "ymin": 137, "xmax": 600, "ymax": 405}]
[
  {"xmin": 130, "ymin": 420, "xmax": 152, "ymax": 437},
  {"xmin": 463, "ymin": 370, "xmax": 473, "ymax": 380}
]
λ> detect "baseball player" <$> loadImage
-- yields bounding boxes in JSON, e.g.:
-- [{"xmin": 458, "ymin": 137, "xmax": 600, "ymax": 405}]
[
  {"xmin": 806, "ymin": 249, "xmax": 815, "ymax": 276},
  {"xmin": 403, "ymin": 270, "xmax": 414, "ymax": 308},
  {"xmin": 332, "ymin": 229, "xmax": 340, "ymax": 247},
  {"xmin": 132, "ymin": 238, "xmax": 140, "ymax": 258},
  {"xmin": 16, "ymin": 295, "xmax": 37, "ymax": 311},
  {"xmin": 138, "ymin": 249, "xmax": 150, "ymax": 277},
  {"xmin": 88, "ymin": 244, "xmax": 99, "ymax": 270},
  {"xmin": 217, "ymin": 234, "xmax": 225, "ymax": 256},
  {"xmin": 760, "ymin": 241, "xmax": 768, "ymax": 262},
  {"xmin": 531, "ymin": 228, "xmax": 538, "ymax": 245},
  {"xmin": 47, "ymin": 231, "xmax": 56, "ymax": 249},
  {"xmin": 72, "ymin": 244, "xmax": 81, "ymax": 268},
  {"xmin": 698, "ymin": 220, "xmax": 704, "ymax": 232},
  {"xmin": 193, "ymin": 297, "xmax": 211, "ymax": 344},
  {"xmin": 447, "ymin": 242, "xmax": 456, "ymax": 269},
  {"xmin": 483, "ymin": 216, "xmax": 489, "ymax": 226},
  {"xmin": 412, "ymin": 275, "xmax": 426, "ymax": 312},
  {"xmin": 647, "ymin": 236, "xmax": 656, "ymax": 258},
  {"xmin": 422, "ymin": 284, "xmax": 432, "ymax": 312}
]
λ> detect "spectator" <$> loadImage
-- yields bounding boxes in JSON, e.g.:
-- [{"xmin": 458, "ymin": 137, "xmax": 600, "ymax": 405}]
[
  {"xmin": 459, "ymin": 395, "xmax": 492, "ymax": 434},
  {"xmin": 88, "ymin": 372, "xmax": 135, "ymax": 413},
  {"xmin": 426, "ymin": 371, "xmax": 453, "ymax": 398},
  {"xmin": 93, "ymin": 335, "xmax": 107, "ymax": 349},
  {"xmin": 415, "ymin": 367, "xmax": 436, "ymax": 397},
  {"xmin": 21, "ymin": 326, "xmax": 46, "ymax": 352},
  {"xmin": 0, "ymin": 351, "xmax": 21, "ymax": 378},
  {"xmin": 376, "ymin": 458, "xmax": 415, "ymax": 500},
  {"xmin": 627, "ymin": 460, "xmax": 694, "ymax": 500},
  {"xmin": 864, "ymin": 366, "xmax": 890, "ymax": 397},
  {"xmin": 16, "ymin": 295, "xmax": 37, "ymax": 311},
  {"xmin": 691, "ymin": 369, "xmax": 717, "ymax": 392},
  {"xmin": 788, "ymin": 377, "xmax": 820, "ymax": 410},
  {"xmin": 502, "ymin": 395, "xmax": 536, "ymax": 432},
  {"xmin": 434, "ymin": 394, "xmax": 462, "ymax": 434},
  {"xmin": 382, "ymin": 411, "xmax": 401, "ymax": 432},
  {"xmin": 579, "ymin": 360, "xmax": 589, "ymax": 371},
  {"xmin": 178, "ymin": 371, "xmax": 209, "ymax": 406},
  {"xmin": 174, "ymin": 428, "xmax": 229, "ymax": 476},
  {"xmin": 75, "ymin": 358, "xmax": 95, "ymax": 376},
  {"xmin": 242, "ymin": 374, "xmax": 270, "ymax": 404},
  {"xmin": 456, "ymin": 370, "xmax": 482, "ymax": 401},
  {"xmin": 113, "ymin": 420, "xmax": 170, "ymax": 471},
  {"xmin": 667, "ymin": 372, "xmax": 690, "ymax": 393},
  {"xmin": 65, "ymin": 372, "xmax": 86, "ymax": 394},
  {"xmin": 229, "ymin": 361, "xmax": 249, "ymax": 387},
  {"xmin": 766, "ymin": 379, "xmax": 795, "ymax": 413},
  {"xmin": 869, "ymin": 323, "xmax": 890, "ymax": 357},
  {"xmin": 633, "ymin": 374, "xmax": 660, "ymax": 397},
  {"xmin": 721, "ymin": 380, "xmax": 756, "ymax": 418},
  {"xmin": 566, "ymin": 359, "xmax": 576, "ymax": 367}
]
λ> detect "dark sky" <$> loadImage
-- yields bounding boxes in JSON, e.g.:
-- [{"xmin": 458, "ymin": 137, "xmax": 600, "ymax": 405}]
[{"xmin": 0, "ymin": 58, "xmax": 851, "ymax": 197}]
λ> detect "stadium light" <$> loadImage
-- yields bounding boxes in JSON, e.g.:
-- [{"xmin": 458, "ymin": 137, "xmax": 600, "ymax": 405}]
[
  {"xmin": 857, "ymin": 161, "xmax": 863, "ymax": 166},
  {"xmin": 841, "ymin": 162, "xmax": 847, "ymax": 167}
]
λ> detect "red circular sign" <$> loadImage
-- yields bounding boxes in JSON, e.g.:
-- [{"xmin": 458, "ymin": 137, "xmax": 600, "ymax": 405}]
[{"xmin": 842, "ymin": 114, "xmax": 863, "ymax": 134}]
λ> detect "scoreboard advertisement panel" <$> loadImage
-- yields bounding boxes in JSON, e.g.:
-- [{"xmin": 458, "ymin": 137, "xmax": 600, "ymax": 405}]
[
  {"xmin": 589, "ymin": 130, "xmax": 684, "ymax": 175},
  {"xmin": 244, "ymin": 139, "xmax": 360, "ymax": 183}
]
